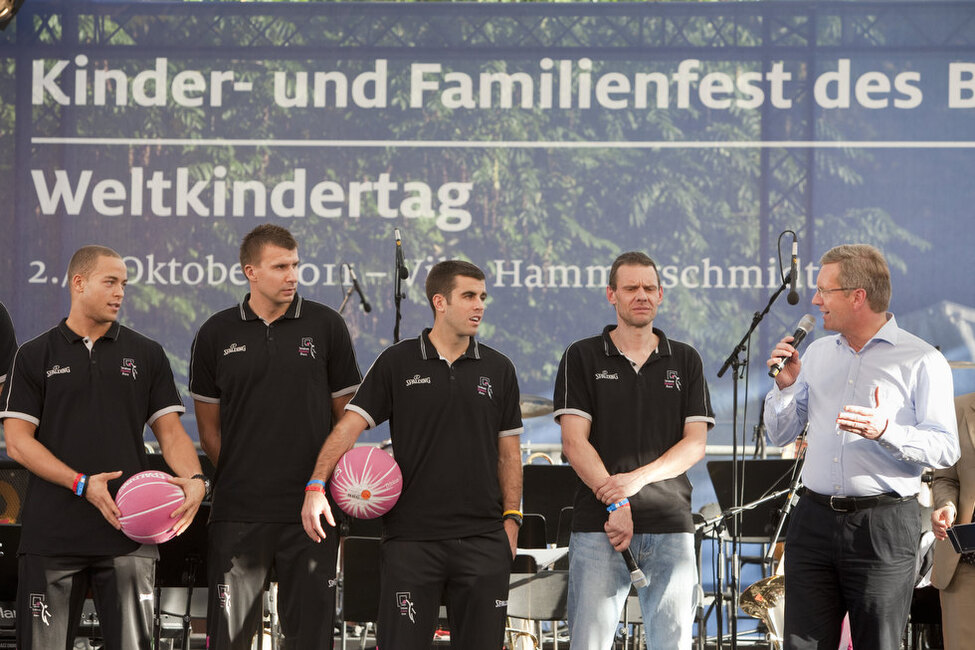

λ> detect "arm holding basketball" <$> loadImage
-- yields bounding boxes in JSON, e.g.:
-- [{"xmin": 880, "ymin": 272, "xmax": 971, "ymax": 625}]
[
  {"xmin": 498, "ymin": 434, "xmax": 522, "ymax": 558},
  {"xmin": 195, "ymin": 401, "xmax": 221, "ymax": 466},
  {"xmin": 302, "ymin": 410, "xmax": 370, "ymax": 542},
  {"xmin": 152, "ymin": 412, "xmax": 205, "ymax": 535},
  {"xmin": 5, "ymin": 417, "xmax": 124, "ymax": 529}
]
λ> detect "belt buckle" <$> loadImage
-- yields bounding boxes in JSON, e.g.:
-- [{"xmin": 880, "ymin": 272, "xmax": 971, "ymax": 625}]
[{"xmin": 829, "ymin": 496, "xmax": 854, "ymax": 513}]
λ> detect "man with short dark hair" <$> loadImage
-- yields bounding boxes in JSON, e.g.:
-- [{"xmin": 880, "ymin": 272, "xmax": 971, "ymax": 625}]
[
  {"xmin": 301, "ymin": 259, "xmax": 523, "ymax": 650},
  {"xmin": 764, "ymin": 243, "xmax": 959, "ymax": 649},
  {"xmin": 554, "ymin": 250, "xmax": 714, "ymax": 649},
  {"xmin": 2, "ymin": 245, "xmax": 206, "ymax": 650},
  {"xmin": 190, "ymin": 224, "xmax": 362, "ymax": 649}
]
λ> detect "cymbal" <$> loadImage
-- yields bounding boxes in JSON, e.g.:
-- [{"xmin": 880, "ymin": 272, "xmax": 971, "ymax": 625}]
[
  {"xmin": 949, "ymin": 360, "xmax": 975, "ymax": 369},
  {"xmin": 520, "ymin": 395, "xmax": 554, "ymax": 418}
]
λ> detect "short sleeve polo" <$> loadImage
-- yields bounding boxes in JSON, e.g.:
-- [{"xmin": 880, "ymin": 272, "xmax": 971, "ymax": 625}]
[
  {"xmin": 348, "ymin": 329, "xmax": 523, "ymax": 541},
  {"xmin": 1, "ymin": 320, "xmax": 185, "ymax": 556},
  {"xmin": 189, "ymin": 294, "xmax": 361, "ymax": 523},
  {"xmin": 554, "ymin": 326, "xmax": 714, "ymax": 534}
]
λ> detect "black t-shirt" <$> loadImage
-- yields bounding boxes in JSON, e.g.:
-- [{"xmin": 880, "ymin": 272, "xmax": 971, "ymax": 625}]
[
  {"xmin": 0, "ymin": 301, "xmax": 17, "ymax": 386},
  {"xmin": 347, "ymin": 329, "xmax": 523, "ymax": 541},
  {"xmin": 189, "ymin": 294, "xmax": 361, "ymax": 523},
  {"xmin": 1, "ymin": 320, "xmax": 185, "ymax": 556},
  {"xmin": 554, "ymin": 326, "xmax": 714, "ymax": 534}
]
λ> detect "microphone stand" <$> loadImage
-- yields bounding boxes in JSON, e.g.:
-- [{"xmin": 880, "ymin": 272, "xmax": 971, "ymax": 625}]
[
  {"xmin": 697, "ymin": 488, "xmax": 792, "ymax": 650},
  {"xmin": 338, "ymin": 286, "xmax": 354, "ymax": 314},
  {"xmin": 715, "ymin": 269, "xmax": 792, "ymax": 649},
  {"xmin": 753, "ymin": 407, "xmax": 767, "ymax": 459},
  {"xmin": 394, "ymin": 243, "xmax": 406, "ymax": 344},
  {"xmin": 765, "ymin": 427, "xmax": 806, "ymax": 564}
]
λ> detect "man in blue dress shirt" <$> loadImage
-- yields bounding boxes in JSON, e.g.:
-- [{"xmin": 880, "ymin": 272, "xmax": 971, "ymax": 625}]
[{"xmin": 763, "ymin": 243, "xmax": 959, "ymax": 650}]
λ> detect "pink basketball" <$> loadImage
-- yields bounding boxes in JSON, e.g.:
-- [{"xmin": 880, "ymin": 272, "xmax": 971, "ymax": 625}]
[
  {"xmin": 114, "ymin": 470, "xmax": 185, "ymax": 544},
  {"xmin": 330, "ymin": 447, "xmax": 403, "ymax": 519}
]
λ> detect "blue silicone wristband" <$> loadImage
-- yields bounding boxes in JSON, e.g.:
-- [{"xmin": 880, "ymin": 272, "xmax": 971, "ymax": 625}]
[{"xmin": 606, "ymin": 498, "xmax": 630, "ymax": 513}]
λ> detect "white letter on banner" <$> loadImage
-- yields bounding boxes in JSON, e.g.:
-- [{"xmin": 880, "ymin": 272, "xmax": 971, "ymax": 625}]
[
  {"xmin": 855, "ymin": 71, "xmax": 890, "ymax": 109},
  {"xmin": 893, "ymin": 72, "xmax": 922, "ymax": 109},
  {"xmin": 270, "ymin": 169, "xmax": 306, "ymax": 218},
  {"xmin": 33, "ymin": 59, "xmax": 70, "ymax": 105},
  {"xmin": 411, "ymin": 63, "xmax": 441, "ymax": 108},
  {"xmin": 814, "ymin": 59, "xmax": 850, "ymax": 109},
  {"xmin": 132, "ymin": 58, "xmax": 168, "ymax": 107},
  {"xmin": 493, "ymin": 260, "xmax": 522, "ymax": 288},
  {"xmin": 92, "ymin": 179, "xmax": 126, "ymax": 216},
  {"xmin": 353, "ymin": 59, "xmax": 387, "ymax": 108},
  {"xmin": 172, "ymin": 70, "xmax": 206, "ymax": 107},
  {"xmin": 948, "ymin": 63, "xmax": 975, "ymax": 108},
  {"xmin": 32, "ymin": 170, "xmax": 91, "ymax": 214},
  {"xmin": 274, "ymin": 71, "xmax": 308, "ymax": 108}
]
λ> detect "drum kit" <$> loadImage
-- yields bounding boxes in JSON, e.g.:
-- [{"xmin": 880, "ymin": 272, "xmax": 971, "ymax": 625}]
[{"xmin": 519, "ymin": 394, "xmax": 554, "ymax": 419}]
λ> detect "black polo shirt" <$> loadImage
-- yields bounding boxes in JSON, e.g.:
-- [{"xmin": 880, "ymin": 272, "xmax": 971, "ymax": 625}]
[
  {"xmin": 0, "ymin": 320, "xmax": 185, "ymax": 556},
  {"xmin": 554, "ymin": 325, "xmax": 714, "ymax": 535},
  {"xmin": 348, "ymin": 329, "xmax": 523, "ymax": 541},
  {"xmin": 189, "ymin": 294, "xmax": 361, "ymax": 524},
  {"xmin": 0, "ymin": 302, "xmax": 16, "ymax": 386}
]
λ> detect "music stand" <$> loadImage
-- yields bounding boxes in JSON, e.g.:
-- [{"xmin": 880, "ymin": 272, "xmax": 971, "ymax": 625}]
[
  {"xmin": 706, "ymin": 459, "xmax": 797, "ymax": 541},
  {"xmin": 153, "ymin": 504, "xmax": 210, "ymax": 650},
  {"xmin": 523, "ymin": 465, "xmax": 580, "ymax": 545}
]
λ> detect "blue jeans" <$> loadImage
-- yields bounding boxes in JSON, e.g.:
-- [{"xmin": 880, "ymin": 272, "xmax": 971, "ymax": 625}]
[{"xmin": 567, "ymin": 531, "xmax": 697, "ymax": 650}]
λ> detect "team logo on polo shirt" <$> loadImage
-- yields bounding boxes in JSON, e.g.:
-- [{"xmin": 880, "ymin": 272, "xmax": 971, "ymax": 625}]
[
  {"xmin": 396, "ymin": 592, "xmax": 416, "ymax": 623},
  {"xmin": 299, "ymin": 337, "xmax": 317, "ymax": 358},
  {"xmin": 218, "ymin": 584, "xmax": 232, "ymax": 611},
  {"xmin": 405, "ymin": 374, "xmax": 431, "ymax": 387},
  {"xmin": 664, "ymin": 370, "xmax": 682, "ymax": 390},
  {"xmin": 45, "ymin": 364, "xmax": 71, "ymax": 378},
  {"xmin": 120, "ymin": 358, "xmax": 138, "ymax": 379},
  {"xmin": 30, "ymin": 593, "xmax": 52, "ymax": 625},
  {"xmin": 477, "ymin": 376, "xmax": 493, "ymax": 398},
  {"xmin": 594, "ymin": 370, "xmax": 619, "ymax": 380}
]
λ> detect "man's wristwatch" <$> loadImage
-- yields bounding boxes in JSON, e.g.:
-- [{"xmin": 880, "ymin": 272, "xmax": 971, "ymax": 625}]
[
  {"xmin": 502, "ymin": 509, "xmax": 524, "ymax": 527},
  {"xmin": 191, "ymin": 473, "xmax": 211, "ymax": 500}
]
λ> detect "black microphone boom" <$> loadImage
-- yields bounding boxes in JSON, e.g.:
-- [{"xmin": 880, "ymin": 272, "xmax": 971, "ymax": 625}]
[
  {"xmin": 394, "ymin": 227, "xmax": 409, "ymax": 279},
  {"xmin": 621, "ymin": 548, "xmax": 648, "ymax": 588},
  {"xmin": 347, "ymin": 264, "xmax": 372, "ymax": 313},
  {"xmin": 787, "ymin": 235, "xmax": 800, "ymax": 305},
  {"xmin": 768, "ymin": 314, "xmax": 815, "ymax": 378}
]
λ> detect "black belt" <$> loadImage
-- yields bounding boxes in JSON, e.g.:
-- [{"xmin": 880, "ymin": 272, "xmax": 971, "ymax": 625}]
[{"xmin": 802, "ymin": 489, "xmax": 916, "ymax": 513}]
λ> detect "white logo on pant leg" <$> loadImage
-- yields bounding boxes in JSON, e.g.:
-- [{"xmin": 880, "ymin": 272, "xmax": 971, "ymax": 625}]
[
  {"xmin": 396, "ymin": 592, "xmax": 416, "ymax": 623},
  {"xmin": 30, "ymin": 594, "xmax": 52, "ymax": 625},
  {"xmin": 218, "ymin": 584, "xmax": 232, "ymax": 611}
]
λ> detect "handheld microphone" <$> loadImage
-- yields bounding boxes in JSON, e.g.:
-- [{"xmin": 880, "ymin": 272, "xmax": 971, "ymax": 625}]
[
  {"xmin": 768, "ymin": 314, "xmax": 816, "ymax": 378},
  {"xmin": 394, "ymin": 228, "xmax": 409, "ymax": 280},
  {"xmin": 621, "ymin": 548, "xmax": 648, "ymax": 588},
  {"xmin": 345, "ymin": 264, "xmax": 372, "ymax": 313},
  {"xmin": 787, "ymin": 235, "xmax": 800, "ymax": 305}
]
